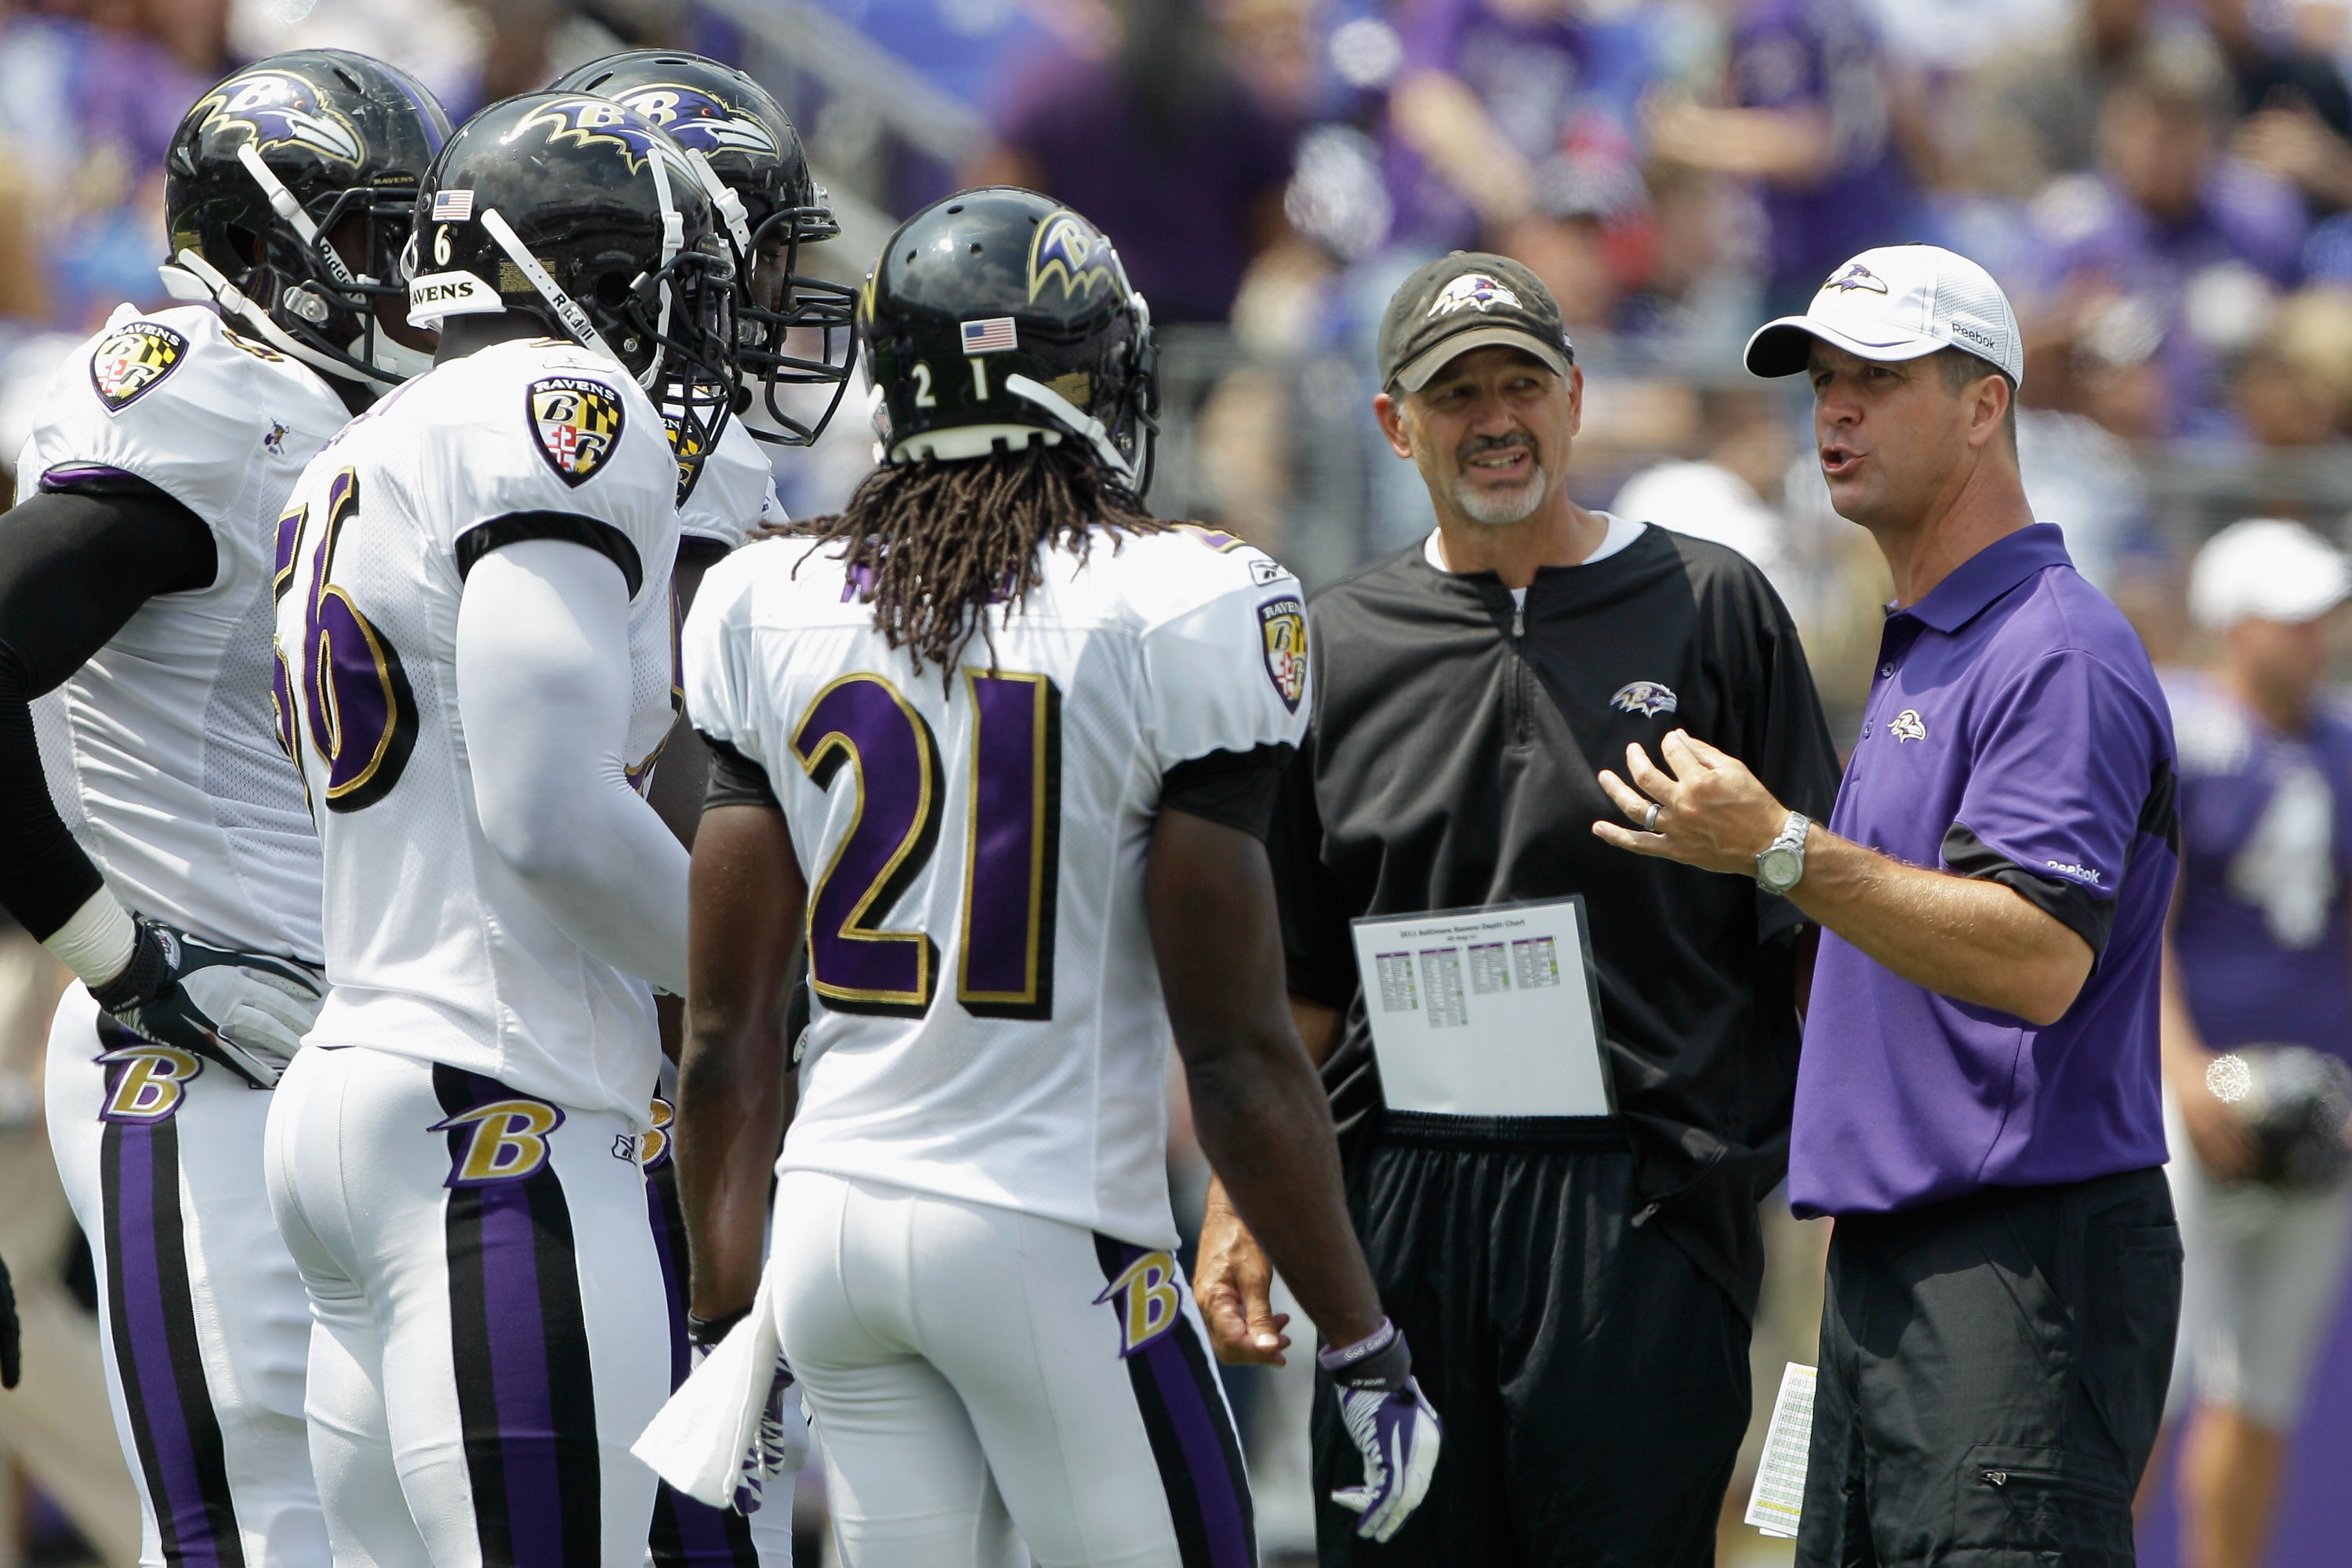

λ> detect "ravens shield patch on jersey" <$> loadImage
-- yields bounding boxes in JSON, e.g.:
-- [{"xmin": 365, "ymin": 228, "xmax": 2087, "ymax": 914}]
[
  {"xmin": 662, "ymin": 411, "xmax": 707, "ymax": 506},
  {"xmin": 90, "ymin": 321, "xmax": 187, "ymax": 412},
  {"xmin": 1259, "ymin": 594, "xmax": 1308, "ymax": 713},
  {"xmin": 528, "ymin": 376, "xmax": 625, "ymax": 486}
]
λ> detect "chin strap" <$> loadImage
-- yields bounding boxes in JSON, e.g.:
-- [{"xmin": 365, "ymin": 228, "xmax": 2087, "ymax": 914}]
[
  {"xmin": 478, "ymin": 207, "xmax": 623, "ymax": 367},
  {"xmin": 160, "ymin": 249, "xmax": 398, "ymax": 388},
  {"xmin": 1002, "ymin": 374, "xmax": 1134, "ymax": 484},
  {"xmin": 683, "ymin": 149, "xmax": 752, "ymax": 258}
]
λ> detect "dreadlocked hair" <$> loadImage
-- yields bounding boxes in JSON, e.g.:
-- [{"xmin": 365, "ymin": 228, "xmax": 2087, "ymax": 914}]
[{"xmin": 791, "ymin": 437, "xmax": 1166, "ymax": 677}]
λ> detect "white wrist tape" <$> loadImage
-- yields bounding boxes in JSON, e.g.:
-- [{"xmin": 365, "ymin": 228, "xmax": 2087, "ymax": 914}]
[{"xmin": 43, "ymin": 887, "xmax": 136, "ymax": 989}]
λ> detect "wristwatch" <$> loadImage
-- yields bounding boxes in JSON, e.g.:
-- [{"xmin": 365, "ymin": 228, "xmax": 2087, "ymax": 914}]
[{"xmin": 1755, "ymin": 811, "xmax": 1811, "ymax": 896}]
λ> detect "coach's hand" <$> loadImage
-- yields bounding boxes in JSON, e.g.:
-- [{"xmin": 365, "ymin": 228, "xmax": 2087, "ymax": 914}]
[
  {"xmin": 1593, "ymin": 729, "xmax": 1788, "ymax": 873},
  {"xmin": 1194, "ymin": 1177, "xmax": 1292, "ymax": 1366}
]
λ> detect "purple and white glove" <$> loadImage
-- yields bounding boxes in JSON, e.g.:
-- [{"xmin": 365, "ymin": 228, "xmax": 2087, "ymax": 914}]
[
  {"xmin": 1322, "ymin": 1319, "xmax": 1440, "ymax": 1541},
  {"xmin": 689, "ymin": 1308, "xmax": 810, "ymax": 1514}
]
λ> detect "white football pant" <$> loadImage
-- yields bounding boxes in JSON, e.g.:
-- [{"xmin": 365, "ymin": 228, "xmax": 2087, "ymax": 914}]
[
  {"xmin": 263, "ymin": 1044, "xmax": 670, "ymax": 1567},
  {"xmin": 48, "ymin": 982, "xmax": 328, "ymax": 1568},
  {"xmin": 769, "ymin": 1170, "xmax": 1254, "ymax": 1567}
]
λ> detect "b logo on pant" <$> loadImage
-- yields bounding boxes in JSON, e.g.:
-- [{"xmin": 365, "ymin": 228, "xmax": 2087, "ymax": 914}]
[
  {"xmin": 1094, "ymin": 1248, "xmax": 1181, "ymax": 1358},
  {"xmin": 430, "ymin": 1098, "xmax": 566, "ymax": 1187},
  {"xmin": 96, "ymin": 1046, "xmax": 203, "ymax": 1123}
]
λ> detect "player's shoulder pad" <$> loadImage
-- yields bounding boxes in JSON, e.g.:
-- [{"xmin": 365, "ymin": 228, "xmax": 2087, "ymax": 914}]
[
  {"xmin": 677, "ymin": 416, "xmax": 778, "ymax": 550},
  {"xmin": 24, "ymin": 303, "xmax": 350, "ymax": 521},
  {"xmin": 1097, "ymin": 524, "xmax": 1303, "ymax": 628}
]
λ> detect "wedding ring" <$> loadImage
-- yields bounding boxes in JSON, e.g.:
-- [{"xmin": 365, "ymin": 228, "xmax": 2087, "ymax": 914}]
[{"xmin": 1642, "ymin": 802, "xmax": 1662, "ymax": 833}]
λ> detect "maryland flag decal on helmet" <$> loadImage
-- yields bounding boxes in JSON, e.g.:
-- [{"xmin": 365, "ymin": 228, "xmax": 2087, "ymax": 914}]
[{"xmin": 528, "ymin": 375, "xmax": 625, "ymax": 486}]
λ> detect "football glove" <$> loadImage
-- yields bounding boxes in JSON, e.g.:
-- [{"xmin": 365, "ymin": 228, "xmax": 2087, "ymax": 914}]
[
  {"xmin": 689, "ymin": 1306, "xmax": 809, "ymax": 1513},
  {"xmin": 91, "ymin": 918, "xmax": 325, "ymax": 1090},
  {"xmin": 1322, "ymin": 1319, "xmax": 1440, "ymax": 1541}
]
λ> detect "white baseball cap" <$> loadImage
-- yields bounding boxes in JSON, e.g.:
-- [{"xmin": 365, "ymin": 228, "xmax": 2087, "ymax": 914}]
[
  {"xmin": 1744, "ymin": 245, "xmax": 2024, "ymax": 386},
  {"xmin": 2189, "ymin": 518, "xmax": 2352, "ymax": 630}
]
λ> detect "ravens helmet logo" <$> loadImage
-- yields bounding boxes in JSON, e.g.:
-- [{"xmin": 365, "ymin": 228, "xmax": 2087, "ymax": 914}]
[
  {"xmin": 609, "ymin": 84, "xmax": 778, "ymax": 158},
  {"xmin": 510, "ymin": 97, "xmax": 695, "ymax": 179},
  {"xmin": 195, "ymin": 70, "xmax": 364, "ymax": 165},
  {"xmin": 1028, "ymin": 210, "xmax": 1117, "ymax": 304}
]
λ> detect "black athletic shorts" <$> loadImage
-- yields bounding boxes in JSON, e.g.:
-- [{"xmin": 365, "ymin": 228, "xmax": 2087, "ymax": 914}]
[
  {"xmin": 1309, "ymin": 1113, "xmax": 1752, "ymax": 1568},
  {"xmin": 1798, "ymin": 1166, "xmax": 2182, "ymax": 1567}
]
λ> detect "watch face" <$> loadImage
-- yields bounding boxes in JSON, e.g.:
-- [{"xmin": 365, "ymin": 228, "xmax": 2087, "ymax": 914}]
[{"xmin": 1759, "ymin": 847, "xmax": 1801, "ymax": 892}]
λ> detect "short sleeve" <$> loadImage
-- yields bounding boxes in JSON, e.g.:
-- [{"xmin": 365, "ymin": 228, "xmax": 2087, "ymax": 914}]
[
  {"xmin": 680, "ymin": 548, "xmax": 763, "ymax": 760},
  {"xmin": 1944, "ymin": 649, "xmax": 2171, "ymax": 960},
  {"xmin": 676, "ymin": 416, "xmax": 779, "ymax": 553},
  {"xmin": 1265, "ymin": 731, "xmax": 1358, "ymax": 1009},
  {"xmin": 17, "ymin": 306, "xmax": 346, "ymax": 543},
  {"xmin": 433, "ymin": 350, "xmax": 678, "ymax": 608},
  {"xmin": 1138, "ymin": 575, "xmax": 1312, "ymax": 772}
]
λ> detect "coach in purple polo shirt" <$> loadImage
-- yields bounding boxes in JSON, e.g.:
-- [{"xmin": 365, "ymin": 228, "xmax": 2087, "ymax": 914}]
[{"xmin": 1592, "ymin": 244, "xmax": 2182, "ymax": 1563}]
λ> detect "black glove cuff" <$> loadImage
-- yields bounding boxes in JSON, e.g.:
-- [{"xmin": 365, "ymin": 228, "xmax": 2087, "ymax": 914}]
[
  {"xmin": 688, "ymin": 1306, "xmax": 751, "ymax": 1350},
  {"xmin": 91, "ymin": 920, "xmax": 172, "ymax": 1012},
  {"xmin": 1319, "ymin": 1318, "xmax": 1410, "ymax": 1392}
]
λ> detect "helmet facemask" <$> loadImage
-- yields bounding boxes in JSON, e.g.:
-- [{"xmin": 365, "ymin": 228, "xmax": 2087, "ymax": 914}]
[{"xmin": 735, "ymin": 201, "xmax": 855, "ymax": 447}]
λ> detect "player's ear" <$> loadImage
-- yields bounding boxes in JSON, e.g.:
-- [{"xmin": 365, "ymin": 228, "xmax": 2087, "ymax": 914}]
[{"xmin": 1374, "ymin": 391, "xmax": 1415, "ymax": 461}]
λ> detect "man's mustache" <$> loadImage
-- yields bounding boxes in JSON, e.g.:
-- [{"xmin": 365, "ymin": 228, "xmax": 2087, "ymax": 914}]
[{"xmin": 1457, "ymin": 432, "xmax": 1535, "ymax": 465}]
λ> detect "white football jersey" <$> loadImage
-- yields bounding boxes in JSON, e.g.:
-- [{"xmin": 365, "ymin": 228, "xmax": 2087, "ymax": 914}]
[
  {"xmin": 274, "ymin": 338, "xmax": 681, "ymax": 1123},
  {"xmin": 671, "ymin": 411, "xmax": 781, "ymax": 553},
  {"xmin": 16, "ymin": 303, "xmax": 349, "ymax": 961},
  {"xmin": 684, "ymin": 523, "xmax": 1312, "ymax": 1247}
]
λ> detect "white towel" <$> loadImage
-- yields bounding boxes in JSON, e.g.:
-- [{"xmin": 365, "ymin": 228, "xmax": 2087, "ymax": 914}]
[{"xmin": 631, "ymin": 1272, "xmax": 810, "ymax": 1512}]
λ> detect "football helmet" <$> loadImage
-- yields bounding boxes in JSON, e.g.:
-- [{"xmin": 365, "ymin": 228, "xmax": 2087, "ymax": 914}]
[
  {"xmin": 161, "ymin": 49, "xmax": 451, "ymax": 388},
  {"xmin": 860, "ymin": 188, "xmax": 1158, "ymax": 490},
  {"xmin": 405, "ymin": 92, "xmax": 739, "ymax": 465},
  {"xmin": 550, "ymin": 50, "xmax": 853, "ymax": 447}
]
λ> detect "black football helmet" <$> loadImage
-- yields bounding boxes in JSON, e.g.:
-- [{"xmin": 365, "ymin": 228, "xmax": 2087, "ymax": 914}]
[
  {"xmin": 861, "ymin": 188, "xmax": 1158, "ymax": 490},
  {"xmin": 405, "ymin": 92, "xmax": 739, "ymax": 465},
  {"xmin": 162, "ymin": 49, "xmax": 450, "ymax": 388},
  {"xmin": 550, "ymin": 50, "xmax": 854, "ymax": 448}
]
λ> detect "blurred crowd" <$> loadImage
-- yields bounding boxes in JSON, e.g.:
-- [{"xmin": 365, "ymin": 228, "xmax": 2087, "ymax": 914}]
[{"xmin": 9, "ymin": 0, "xmax": 2352, "ymax": 688}]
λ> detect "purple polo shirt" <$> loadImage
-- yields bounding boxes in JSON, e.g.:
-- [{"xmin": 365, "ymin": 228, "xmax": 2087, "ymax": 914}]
[{"xmin": 1789, "ymin": 525, "xmax": 2177, "ymax": 1218}]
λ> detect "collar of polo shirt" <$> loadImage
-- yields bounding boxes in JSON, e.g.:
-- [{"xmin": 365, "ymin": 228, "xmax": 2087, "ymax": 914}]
[{"xmin": 1895, "ymin": 524, "xmax": 2074, "ymax": 632}]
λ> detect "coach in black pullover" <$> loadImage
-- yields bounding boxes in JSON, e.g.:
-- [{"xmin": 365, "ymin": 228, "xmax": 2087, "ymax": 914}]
[{"xmin": 1192, "ymin": 253, "xmax": 1839, "ymax": 1566}]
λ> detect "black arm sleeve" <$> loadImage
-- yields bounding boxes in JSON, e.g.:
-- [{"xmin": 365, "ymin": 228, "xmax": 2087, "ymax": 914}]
[
  {"xmin": 0, "ymin": 481, "xmax": 215, "ymax": 938},
  {"xmin": 699, "ymin": 735, "xmax": 781, "ymax": 812},
  {"xmin": 1158, "ymin": 743, "xmax": 1290, "ymax": 839}
]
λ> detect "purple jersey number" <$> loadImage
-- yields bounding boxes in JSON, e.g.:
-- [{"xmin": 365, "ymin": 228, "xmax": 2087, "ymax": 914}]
[
  {"xmin": 792, "ymin": 670, "xmax": 1063, "ymax": 1021},
  {"xmin": 281, "ymin": 467, "xmax": 418, "ymax": 812}
]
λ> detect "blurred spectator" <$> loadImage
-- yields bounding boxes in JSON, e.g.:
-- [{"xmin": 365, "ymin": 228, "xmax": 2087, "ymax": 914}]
[
  {"xmin": 1644, "ymin": 0, "xmax": 1921, "ymax": 316},
  {"xmin": 1380, "ymin": 0, "xmax": 1654, "ymax": 327},
  {"xmin": 2231, "ymin": 285, "xmax": 2352, "ymax": 447},
  {"xmin": 227, "ymin": 0, "xmax": 486, "ymax": 113},
  {"xmin": 2032, "ymin": 27, "xmax": 2306, "ymax": 435},
  {"xmin": 967, "ymin": 0, "xmax": 1298, "ymax": 324},
  {"xmin": 0, "ymin": 0, "xmax": 213, "ymax": 329},
  {"xmin": 1966, "ymin": 0, "xmax": 2152, "ymax": 197}
]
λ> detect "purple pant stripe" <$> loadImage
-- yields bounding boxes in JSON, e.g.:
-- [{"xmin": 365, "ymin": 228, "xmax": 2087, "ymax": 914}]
[
  {"xmin": 477, "ymin": 1181, "xmax": 566, "ymax": 1567},
  {"xmin": 1138, "ymin": 1326, "xmax": 1252, "ymax": 1568},
  {"xmin": 111, "ymin": 1123, "xmax": 228, "ymax": 1568}
]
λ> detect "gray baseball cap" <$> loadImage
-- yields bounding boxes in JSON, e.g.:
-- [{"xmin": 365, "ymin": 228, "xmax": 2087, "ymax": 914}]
[{"xmin": 1378, "ymin": 252, "xmax": 1576, "ymax": 393}]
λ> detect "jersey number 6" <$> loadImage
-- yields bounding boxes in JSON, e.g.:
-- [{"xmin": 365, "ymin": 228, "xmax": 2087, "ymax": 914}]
[
  {"xmin": 793, "ymin": 670, "xmax": 1060, "ymax": 1022},
  {"xmin": 271, "ymin": 467, "xmax": 419, "ymax": 812}
]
